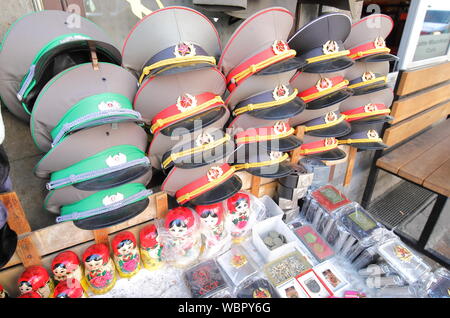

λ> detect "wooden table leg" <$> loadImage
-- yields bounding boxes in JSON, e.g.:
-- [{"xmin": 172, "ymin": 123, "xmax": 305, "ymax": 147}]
[
  {"xmin": 343, "ymin": 146, "xmax": 358, "ymax": 187},
  {"xmin": 93, "ymin": 229, "xmax": 110, "ymax": 245},
  {"xmin": 250, "ymin": 175, "xmax": 261, "ymax": 197},
  {"xmin": 155, "ymin": 192, "xmax": 169, "ymax": 219}
]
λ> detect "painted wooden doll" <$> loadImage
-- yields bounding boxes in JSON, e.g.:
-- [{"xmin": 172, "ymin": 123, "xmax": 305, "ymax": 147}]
[
  {"xmin": 18, "ymin": 291, "xmax": 42, "ymax": 298},
  {"xmin": 195, "ymin": 203, "xmax": 227, "ymax": 244},
  {"xmin": 0, "ymin": 284, "xmax": 8, "ymax": 298},
  {"xmin": 53, "ymin": 278, "xmax": 86, "ymax": 298},
  {"xmin": 51, "ymin": 251, "xmax": 83, "ymax": 284},
  {"xmin": 18, "ymin": 265, "xmax": 54, "ymax": 298},
  {"xmin": 227, "ymin": 192, "xmax": 252, "ymax": 243},
  {"xmin": 163, "ymin": 207, "xmax": 201, "ymax": 268},
  {"xmin": 139, "ymin": 224, "xmax": 164, "ymax": 271},
  {"xmin": 82, "ymin": 244, "xmax": 116, "ymax": 295},
  {"xmin": 111, "ymin": 231, "xmax": 141, "ymax": 278}
]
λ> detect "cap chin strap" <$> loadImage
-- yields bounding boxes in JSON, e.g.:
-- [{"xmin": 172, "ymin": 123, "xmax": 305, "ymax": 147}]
[
  {"xmin": 139, "ymin": 56, "xmax": 217, "ymax": 84},
  {"xmin": 56, "ymin": 189, "xmax": 152, "ymax": 223},
  {"xmin": 348, "ymin": 47, "xmax": 390, "ymax": 60},
  {"xmin": 162, "ymin": 134, "xmax": 231, "ymax": 169},
  {"xmin": 304, "ymin": 115, "xmax": 346, "ymax": 132},
  {"xmin": 306, "ymin": 49, "xmax": 350, "ymax": 64},
  {"xmin": 233, "ymin": 89, "xmax": 298, "ymax": 116},
  {"xmin": 348, "ymin": 76, "xmax": 387, "ymax": 89},
  {"xmin": 300, "ymin": 142, "xmax": 338, "ymax": 155},
  {"xmin": 235, "ymin": 128, "xmax": 295, "ymax": 144},
  {"xmin": 338, "ymin": 138, "xmax": 383, "ymax": 144},
  {"xmin": 300, "ymin": 80, "xmax": 349, "ymax": 103},
  {"xmin": 344, "ymin": 109, "xmax": 390, "ymax": 121},
  {"xmin": 233, "ymin": 153, "xmax": 289, "ymax": 171}
]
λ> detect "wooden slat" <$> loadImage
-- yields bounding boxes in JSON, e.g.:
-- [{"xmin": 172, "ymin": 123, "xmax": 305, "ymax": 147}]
[
  {"xmin": 377, "ymin": 119, "xmax": 450, "ymax": 174},
  {"xmin": 93, "ymin": 229, "xmax": 110, "ymax": 245},
  {"xmin": 391, "ymin": 82, "xmax": 450, "ymax": 124},
  {"xmin": 235, "ymin": 171, "xmax": 274, "ymax": 189},
  {"xmin": 383, "ymin": 102, "xmax": 450, "ymax": 147},
  {"xmin": 1, "ymin": 192, "xmax": 42, "ymax": 267},
  {"xmin": 397, "ymin": 136, "xmax": 450, "ymax": 185},
  {"xmin": 397, "ymin": 62, "xmax": 450, "ymax": 96},
  {"xmin": 423, "ymin": 158, "xmax": 450, "ymax": 197},
  {"xmin": 250, "ymin": 175, "xmax": 261, "ymax": 197},
  {"xmin": 343, "ymin": 146, "xmax": 358, "ymax": 186}
]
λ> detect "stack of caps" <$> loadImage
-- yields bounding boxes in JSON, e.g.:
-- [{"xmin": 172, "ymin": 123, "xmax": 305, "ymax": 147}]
[
  {"xmin": 0, "ymin": 11, "xmax": 153, "ymax": 230},
  {"xmin": 277, "ymin": 164, "xmax": 313, "ymax": 218},
  {"xmin": 123, "ymin": 6, "xmax": 242, "ymax": 206},
  {"xmin": 338, "ymin": 14, "xmax": 398, "ymax": 149},
  {"xmin": 222, "ymin": 7, "xmax": 306, "ymax": 180},
  {"xmin": 288, "ymin": 13, "xmax": 355, "ymax": 161}
]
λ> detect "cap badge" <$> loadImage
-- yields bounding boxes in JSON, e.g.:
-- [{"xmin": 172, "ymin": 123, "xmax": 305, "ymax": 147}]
[
  {"xmin": 176, "ymin": 93, "xmax": 197, "ymax": 112},
  {"xmin": 105, "ymin": 153, "xmax": 127, "ymax": 167},
  {"xmin": 174, "ymin": 42, "xmax": 196, "ymax": 58},
  {"xmin": 394, "ymin": 245, "xmax": 412, "ymax": 262},
  {"xmin": 272, "ymin": 84, "xmax": 289, "ymax": 100},
  {"xmin": 322, "ymin": 40, "xmax": 339, "ymax": 55},
  {"xmin": 324, "ymin": 137, "xmax": 337, "ymax": 147},
  {"xmin": 207, "ymin": 166, "xmax": 223, "ymax": 182},
  {"xmin": 374, "ymin": 36, "xmax": 386, "ymax": 49},
  {"xmin": 362, "ymin": 71, "xmax": 376, "ymax": 82},
  {"xmin": 364, "ymin": 103, "xmax": 378, "ymax": 113},
  {"xmin": 253, "ymin": 287, "xmax": 271, "ymax": 298},
  {"xmin": 272, "ymin": 40, "xmax": 289, "ymax": 55},
  {"xmin": 98, "ymin": 100, "xmax": 121, "ymax": 111},
  {"xmin": 196, "ymin": 132, "xmax": 215, "ymax": 147},
  {"xmin": 273, "ymin": 121, "xmax": 288, "ymax": 135},
  {"xmin": 316, "ymin": 78, "xmax": 332, "ymax": 92},
  {"xmin": 269, "ymin": 151, "xmax": 284, "ymax": 161},
  {"xmin": 367, "ymin": 129, "xmax": 379, "ymax": 140},
  {"xmin": 230, "ymin": 254, "xmax": 248, "ymax": 268},
  {"xmin": 102, "ymin": 193, "xmax": 124, "ymax": 206},
  {"xmin": 324, "ymin": 111, "xmax": 338, "ymax": 123}
]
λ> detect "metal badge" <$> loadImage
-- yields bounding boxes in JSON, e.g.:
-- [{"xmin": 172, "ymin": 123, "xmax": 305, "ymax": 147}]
[
  {"xmin": 230, "ymin": 254, "xmax": 248, "ymax": 268},
  {"xmin": 174, "ymin": 41, "xmax": 196, "ymax": 57},
  {"xmin": 315, "ymin": 78, "xmax": 332, "ymax": 92},
  {"xmin": 272, "ymin": 84, "xmax": 290, "ymax": 101},
  {"xmin": 367, "ymin": 129, "xmax": 380, "ymax": 140},
  {"xmin": 361, "ymin": 71, "xmax": 376, "ymax": 82},
  {"xmin": 322, "ymin": 40, "xmax": 339, "ymax": 55},
  {"xmin": 394, "ymin": 245, "xmax": 413, "ymax": 262},
  {"xmin": 196, "ymin": 132, "xmax": 215, "ymax": 147},
  {"xmin": 98, "ymin": 100, "xmax": 122, "ymax": 111},
  {"xmin": 272, "ymin": 40, "xmax": 289, "ymax": 55},
  {"xmin": 105, "ymin": 153, "xmax": 127, "ymax": 167},
  {"xmin": 176, "ymin": 93, "xmax": 197, "ymax": 112},
  {"xmin": 207, "ymin": 166, "xmax": 224, "ymax": 182},
  {"xmin": 324, "ymin": 111, "xmax": 338, "ymax": 124},
  {"xmin": 364, "ymin": 103, "xmax": 378, "ymax": 113},
  {"xmin": 374, "ymin": 36, "xmax": 386, "ymax": 49}
]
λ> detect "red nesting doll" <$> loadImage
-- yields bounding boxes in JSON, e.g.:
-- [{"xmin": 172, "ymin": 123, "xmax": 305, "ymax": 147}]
[
  {"xmin": 0, "ymin": 284, "xmax": 8, "ymax": 298},
  {"xmin": 111, "ymin": 231, "xmax": 141, "ymax": 278},
  {"xmin": 18, "ymin": 266, "xmax": 54, "ymax": 298},
  {"xmin": 139, "ymin": 224, "xmax": 163, "ymax": 271},
  {"xmin": 18, "ymin": 291, "xmax": 42, "ymax": 298},
  {"xmin": 53, "ymin": 278, "xmax": 85, "ymax": 298},
  {"xmin": 51, "ymin": 251, "xmax": 83, "ymax": 284},
  {"xmin": 226, "ymin": 192, "xmax": 252, "ymax": 242},
  {"xmin": 82, "ymin": 244, "xmax": 116, "ymax": 295}
]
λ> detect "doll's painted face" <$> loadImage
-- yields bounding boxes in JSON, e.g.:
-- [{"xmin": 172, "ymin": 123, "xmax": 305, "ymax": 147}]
[
  {"xmin": 117, "ymin": 239, "xmax": 134, "ymax": 255},
  {"xmin": 169, "ymin": 219, "xmax": 188, "ymax": 238},
  {"xmin": 200, "ymin": 210, "xmax": 219, "ymax": 227},
  {"xmin": 0, "ymin": 289, "xmax": 5, "ymax": 298},
  {"xmin": 235, "ymin": 198, "xmax": 250, "ymax": 218},
  {"xmin": 85, "ymin": 255, "xmax": 104, "ymax": 272},
  {"xmin": 19, "ymin": 281, "xmax": 33, "ymax": 294},
  {"xmin": 53, "ymin": 264, "xmax": 67, "ymax": 278}
]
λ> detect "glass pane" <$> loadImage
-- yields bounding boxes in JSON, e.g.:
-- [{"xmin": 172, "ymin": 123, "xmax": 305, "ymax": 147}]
[{"xmin": 413, "ymin": 9, "xmax": 450, "ymax": 62}]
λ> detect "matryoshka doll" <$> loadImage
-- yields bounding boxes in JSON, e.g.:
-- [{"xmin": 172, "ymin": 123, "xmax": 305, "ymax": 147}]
[
  {"xmin": 163, "ymin": 207, "xmax": 201, "ymax": 268},
  {"xmin": 53, "ymin": 278, "xmax": 86, "ymax": 298},
  {"xmin": 139, "ymin": 224, "xmax": 164, "ymax": 271},
  {"xmin": 18, "ymin": 291, "xmax": 42, "ymax": 298},
  {"xmin": 111, "ymin": 231, "xmax": 141, "ymax": 278},
  {"xmin": 227, "ymin": 192, "xmax": 252, "ymax": 243},
  {"xmin": 51, "ymin": 251, "xmax": 83, "ymax": 284},
  {"xmin": 18, "ymin": 266, "xmax": 54, "ymax": 298},
  {"xmin": 195, "ymin": 203, "xmax": 228, "ymax": 256},
  {"xmin": 0, "ymin": 284, "xmax": 8, "ymax": 298},
  {"xmin": 82, "ymin": 244, "xmax": 116, "ymax": 295}
]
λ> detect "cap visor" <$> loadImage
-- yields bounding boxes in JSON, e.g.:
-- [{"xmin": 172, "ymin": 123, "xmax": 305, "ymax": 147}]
[
  {"xmin": 352, "ymin": 82, "xmax": 388, "ymax": 96},
  {"xmin": 257, "ymin": 57, "xmax": 308, "ymax": 76},
  {"xmin": 358, "ymin": 53, "xmax": 399, "ymax": 63},
  {"xmin": 160, "ymin": 106, "xmax": 226, "ymax": 136},
  {"xmin": 260, "ymin": 135, "xmax": 303, "ymax": 152},
  {"xmin": 73, "ymin": 165, "xmax": 152, "ymax": 191},
  {"xmin": 73, "ymin": 197, "xmax": 149, "ymax": 230},
  {"xmin": 188, "ymin": 175, "xmax": 243, "ymax": 206},
  {"xmin": 351, "ymin": 115, "xmax": 393, "ymax": 125},
  {"xmin": 306, "ymin": 120, "xmax": 351, "ymax": 138},
  {"xmin": 306, "ymin": 89, "xmax": 353, "ymax": 110},
  {"xmin": 0, "ymin": 224, "xmax": 18, "ymax": 268},
  {"xmin": 246, "ymin": 161, "xmax": 293, "ymax": 178},
  {"xmin": 302, "ymin": 56, "xmax": 354, "ymax": 74},
  {"xmin": 306, "ymin": 147, "xmax": 347, "ymax": 161},
  {"xmin": 244, "ymin": 97, "xmax": 306, "ymax": 120},
  {"xmin": 345, "ymin": 142, "xmax": 388, "ymax": 150}
]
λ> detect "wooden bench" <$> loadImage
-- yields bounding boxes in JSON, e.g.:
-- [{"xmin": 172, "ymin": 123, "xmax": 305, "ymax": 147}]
[{"xmin": 362, "ymin": 61, "xmax": 450, "ymax": 268}]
